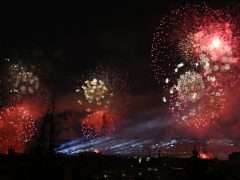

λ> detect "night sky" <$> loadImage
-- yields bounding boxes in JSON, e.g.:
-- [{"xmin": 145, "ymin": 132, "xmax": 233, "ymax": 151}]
[
  {"xmin": 1, "ymin": 1, "xmax": 240, "ymax": 153},
  {"xmin": 0, "ymin": 1, "xmax": 236, "ymax": 93}
]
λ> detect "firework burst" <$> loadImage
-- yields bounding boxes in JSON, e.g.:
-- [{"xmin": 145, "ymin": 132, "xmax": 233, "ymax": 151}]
[
  {"xmin": 0, "ymin": 103, "xmax": 37, "ymax": 153},
  {"xmin": 77, "ymin": 78, "xmax": 112, "ymax": 109},
  {"xmin": 152, "ymin": 4, "xmax": 240, "ymax": 128},
  {"xmin": 76, "ymin": 65, "xmax": 129, "ymax": 113},
  {"xmin": 0, "ymin": 58, "xmax": 51, "ymax": 152},
  {"xmin": 0, "ymin": 59, "xmax": 41, "ymax": 105},
  {"xmin": 81, "ymin": 110, "xmax": 119, "ymax": 139},
  {"xmin": 76, "ymin": 66, "xmax": 129, "ymax": 138},
  {"xmin": 7, "ymin": 64, "xmax": 39, "ymax": 95}
]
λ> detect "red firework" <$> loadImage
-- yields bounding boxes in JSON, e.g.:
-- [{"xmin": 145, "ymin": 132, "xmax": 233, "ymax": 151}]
[
  {"xmin": 192, "ymin": 19, "xmax": 239, "ymax": 64},
  {"xmin": 0, "ymin": 103, "xmax": 37, "ymax": 153},
  {"xmin": 152, "ymin": 4, "xmax": 240, "ymax": 128},
  {"xmin": 81, "ymin": 110, "xmax": 119, "ymax": 139}
]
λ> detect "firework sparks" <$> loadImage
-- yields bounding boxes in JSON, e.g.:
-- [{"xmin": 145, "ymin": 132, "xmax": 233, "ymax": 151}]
[
  {"xmin": 152, "ymin": 4, "xmax": 240, "ymax": 128},
  {"xmin": 7, "ymin": 63, "xmax": 39, "ymax": 95},
  {"xmin": 82, "ymin": 79, "xmax": 109, "ymax": 105},
  {"xmin": 76, "ymin": 78, "xmax": 112, "ymax": 109},
  {"xmin": 76, "ymin": 66, "xmax": 129, "ymax": 139},
  {"xmin": 0, "ymin": 60, "xmax": 41, "ymax": 106},
  {"xmin": 76, "ymin": 66, "xmax": 129, "ymax": 113},
  {"xmin": 81, "ymin": 110, "xmax": 119, "ymax": 139},
  {"xmin": 0, "ymin": 103, "xmax": 37, "ymax": 153},
  {"xmin": 0, "ymin": 59, "xmax": 50, "ymax": 153},
  {"xmin": 173, "ymin": 71, "xmax": 205, "ymax": 102}
]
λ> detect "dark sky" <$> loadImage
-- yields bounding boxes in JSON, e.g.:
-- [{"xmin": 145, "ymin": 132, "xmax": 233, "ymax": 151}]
[
  {"xmin": 0, "ymin": 1, "xmax": 206, "ymax": 94},
  {"xmin": 0, "ymin": 1, "xmax": 235, "ymax": 95}
]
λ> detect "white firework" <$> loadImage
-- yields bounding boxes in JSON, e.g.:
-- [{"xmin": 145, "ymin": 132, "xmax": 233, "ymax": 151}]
[{"xmin": 173, "ymin": 71, "xmax": 205, "ymax": 102}]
